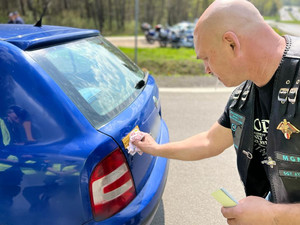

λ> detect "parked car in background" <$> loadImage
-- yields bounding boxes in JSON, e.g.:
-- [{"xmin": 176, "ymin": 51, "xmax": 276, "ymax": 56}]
[
  {"xmin": 168, "ymin": 21, "xmax": 195, "ymax": 48},
  {"xmin": 0, "ymin": 24, "xmax": 169, "ymax": 225},
  {"xmin": 141, "ymin": 21, "xmax": 195, "ymax": 48},
  {"xmin": 169, "ymin": 21, "xmax": 195, "ymax": 34},
  {"xmin": 179, "ymin": 28, "xmax": 194, "ymax": 48}
]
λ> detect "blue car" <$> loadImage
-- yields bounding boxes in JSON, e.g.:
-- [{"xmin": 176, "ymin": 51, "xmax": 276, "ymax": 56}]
[{"xmin": 0, "ymin": 24, "xmax": 169, "ymax": 225}]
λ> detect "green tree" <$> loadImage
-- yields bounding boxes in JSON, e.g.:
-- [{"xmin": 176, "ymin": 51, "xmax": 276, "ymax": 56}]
[{"xmin": 0, "ymin": 0, "xmax": 282, "ymax": 35}]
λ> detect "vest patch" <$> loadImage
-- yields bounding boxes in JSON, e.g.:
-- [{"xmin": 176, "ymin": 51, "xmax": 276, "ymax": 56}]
[
  {"xmin": 276, "ymin": 152, "xmax": 300, "ymax": 163},
  {"xmin": 229, "ymin": 110, "xmax": 245, "ymax": 150},
  {"xmin": 279, "ymin": 170, "xmax": 300, "ymax": 179}
]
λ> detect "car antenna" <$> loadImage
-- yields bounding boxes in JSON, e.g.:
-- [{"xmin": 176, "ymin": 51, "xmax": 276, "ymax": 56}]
[{"xmin": 34, "ymin": 0, "xmax": 51, "ymax": 27}]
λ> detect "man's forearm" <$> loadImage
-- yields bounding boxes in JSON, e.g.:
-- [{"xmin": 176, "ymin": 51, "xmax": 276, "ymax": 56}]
[
  {"xmin": 133, "ymin": 122, "xmax": 233, "ymax": 160},
  {"xmin": 157, "ymin": 132, "xmax": 222, "ymax": 160},
  {"xmin": 272, "ymin": 203, "xmax": 300, "ymax": 225},
  {"xmin": 155, "ymin": 122, "xmax": 233, "ymax": 160}
]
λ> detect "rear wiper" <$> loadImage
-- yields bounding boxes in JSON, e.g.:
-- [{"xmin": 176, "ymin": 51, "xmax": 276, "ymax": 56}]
[{"xmin": 135, "ymin": 70, "xmax": 149, "ymax": 89}]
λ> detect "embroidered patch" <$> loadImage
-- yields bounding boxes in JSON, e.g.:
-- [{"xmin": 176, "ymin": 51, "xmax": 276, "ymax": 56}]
[
  {"xmin": 229, "ymin": 110, "xmax": 245, "ymax": 150},
  {"xmin": 276, "ymin": 152, "xmax": 300, "ymax": 163},
  {"xmin": 279, "ymin": 170, "xmax": 300, "ymax": 179}
]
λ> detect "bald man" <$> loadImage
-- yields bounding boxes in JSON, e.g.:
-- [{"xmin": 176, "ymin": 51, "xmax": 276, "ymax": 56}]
[{"xmin": 133, "ymin": 0, "xmax": 300, "ymax": 224}]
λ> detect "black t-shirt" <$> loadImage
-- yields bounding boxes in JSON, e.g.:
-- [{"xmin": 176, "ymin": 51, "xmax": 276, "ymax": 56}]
[
  {"xmin": 218, "ymin": 75, "xmax": 275, "ymax": 196},
  {"xmin": 218, "ymin": 75, "xmax": 275, "ymax": 160}
]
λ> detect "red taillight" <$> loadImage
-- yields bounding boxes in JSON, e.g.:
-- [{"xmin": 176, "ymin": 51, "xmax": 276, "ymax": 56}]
[{"xmin": 89, "ymin": 148, "xmax": 136, "ymax": 221}]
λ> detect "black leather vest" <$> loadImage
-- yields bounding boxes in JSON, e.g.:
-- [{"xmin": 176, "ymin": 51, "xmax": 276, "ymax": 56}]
[{"xmin": 229, "ymin": 35, "xmax": 300, "ymax": 203}]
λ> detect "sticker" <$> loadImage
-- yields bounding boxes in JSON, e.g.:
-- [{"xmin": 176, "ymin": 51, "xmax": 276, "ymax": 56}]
[
  {"xmin": 277, "ymin": 119, "xmax": 300, "ymax": 139},
  {"xmin": 122, "ymin": 125, "xmax": 140, "ymax": 149}
]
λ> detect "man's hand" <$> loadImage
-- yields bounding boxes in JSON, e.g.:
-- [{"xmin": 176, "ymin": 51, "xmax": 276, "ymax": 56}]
[
  {"xmin": 132, "ymin": 122, "xmax": 233, "ymax": 160},
  {"xmin": 132, "ymin": 132, "xmax": 160, "ymax": 156},
  {"xmin": 221, "ymin": 196, "xmax": 277, "ymax": 225}
]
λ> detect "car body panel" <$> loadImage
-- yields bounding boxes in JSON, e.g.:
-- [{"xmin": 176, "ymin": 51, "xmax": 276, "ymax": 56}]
[
  {"xmin": 0, "ymin": 38, "xmax": 109, "ymax": 224},
  {"xmin": 0, "ymin": 24, "xmax": 169, "ymax": 225},
  {"xmin": 0, "ymin": 24, "xmax": 99, "ymax": 50},
  {"xmin": 99, "ymin": 75, "xmax": 163, "ymax": 193}
]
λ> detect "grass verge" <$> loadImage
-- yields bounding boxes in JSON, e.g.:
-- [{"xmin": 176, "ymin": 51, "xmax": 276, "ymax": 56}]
[{"xmin": 120, "ymin": 47, "xmax": 206, "ymax": 76}]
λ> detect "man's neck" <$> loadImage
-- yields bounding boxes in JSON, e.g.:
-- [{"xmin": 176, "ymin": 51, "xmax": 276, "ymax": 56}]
[{"xmin": 251, "ymin": 36, "xmax": 286, "ymax": 87}]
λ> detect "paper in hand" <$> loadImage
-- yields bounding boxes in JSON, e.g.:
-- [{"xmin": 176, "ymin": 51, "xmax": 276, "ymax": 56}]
[{"xmin": 211, "ymin": 188, "xmax": 238, "ymax": 207}]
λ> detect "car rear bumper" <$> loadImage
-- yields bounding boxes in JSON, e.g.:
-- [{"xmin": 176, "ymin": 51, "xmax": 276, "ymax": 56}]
[{"xmin": 85, "ymin": 119, "xmax": 169, "ymax": 225}]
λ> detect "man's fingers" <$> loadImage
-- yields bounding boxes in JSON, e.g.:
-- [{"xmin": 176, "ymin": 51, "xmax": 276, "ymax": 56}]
[
  {"xmin": 221, "ymin": 206, "xmax": 237, "ymax": 219},
  {"xmin": 140, "ymin": 136, "xmax": 145, "ymax": 142},
  {"xmin": 132, "ymin": 133, "xmax": 147, "ymax": 147},
  {"xmin": 132, "ymin": 140, "xmax": 142, "ymax": 147},
  {"xmin": 134, "ymin": 133, "xmax": 149, "ymax": 141},
  {"xmin": 227, "ymin": 218, "xmax": 236, "ymax": 225}
]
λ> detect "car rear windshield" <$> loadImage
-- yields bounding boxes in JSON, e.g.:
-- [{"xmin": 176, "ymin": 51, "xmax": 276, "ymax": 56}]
[{"xmin": 28, "ymin": 36, "xmax": 145, "ymax": 129}]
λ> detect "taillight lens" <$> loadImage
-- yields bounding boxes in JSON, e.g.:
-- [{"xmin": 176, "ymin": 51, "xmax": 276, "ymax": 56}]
[{"xmin": 89, "ymin": 148, "xmax": 136, "ymax": 221}]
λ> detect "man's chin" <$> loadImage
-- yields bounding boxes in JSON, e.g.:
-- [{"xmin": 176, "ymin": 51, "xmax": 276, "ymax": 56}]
[{"xmin": 219, "ymin": 79, "xmax": 240, "ymax": 88}]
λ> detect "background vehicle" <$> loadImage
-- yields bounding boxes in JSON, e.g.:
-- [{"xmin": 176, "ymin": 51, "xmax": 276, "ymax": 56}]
[
  {"xmin": 168, "ymin": 21, "xmax": 195, "ymax": 48},
  {"xmin": 141, "ymin": 21, "xmax": 195, "ymax": 48},
  {"xmin": 141, "ymin": 23, "xmax": 169, "ymax": 47},
  {"xmin": 0, "ymin": 24, "xmax": 169, "ymax": 225},
  {"xmin": 179, "ymin": 28, "xmax": 194, "ymax": 48},
  {"xmin": 141, "ymin": 22, "xmax": 156, "ymax": 44}
]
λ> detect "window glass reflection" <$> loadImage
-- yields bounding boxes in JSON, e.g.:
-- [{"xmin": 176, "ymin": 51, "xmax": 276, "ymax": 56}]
[
  {"xmin": 0, "ymin": 105, "xmax": 36, "ymax": 146},
  {"xmin": 28, "ymin": 36, "xmax": 145, "ymax": 128}
]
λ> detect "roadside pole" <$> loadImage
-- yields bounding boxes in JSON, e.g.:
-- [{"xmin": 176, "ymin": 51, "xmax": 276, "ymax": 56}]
[{"xmin": 134, "ymin": 0, "xmax": 139, "ymax": 64}]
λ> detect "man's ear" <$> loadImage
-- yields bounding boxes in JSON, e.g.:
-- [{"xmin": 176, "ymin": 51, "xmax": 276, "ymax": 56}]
[{"xmin": 223, "ymin": 31, "xmax": 240, "ymax": 55}]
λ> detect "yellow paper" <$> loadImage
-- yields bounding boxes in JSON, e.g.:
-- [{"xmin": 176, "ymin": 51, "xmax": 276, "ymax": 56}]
[{"xmin": 211, "ymin": 188, "xmax": 238, "ymax": 207}]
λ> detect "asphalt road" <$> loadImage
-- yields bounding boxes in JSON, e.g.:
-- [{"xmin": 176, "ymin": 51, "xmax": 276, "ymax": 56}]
[
  {"xmin": 268, "ymin": 20, "xmax": 300, "ymax": 37},
  {"xmin": 150, "ymin": 85, "xmax": 246, "ymax": 225},
  {"xmin": 279, "ymin": 6, "xmax": 300, "ymax": 21}
]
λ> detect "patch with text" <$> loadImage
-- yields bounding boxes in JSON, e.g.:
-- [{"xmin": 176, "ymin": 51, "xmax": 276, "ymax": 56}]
[
  {"xmin": 279, "ymin": 170, "xmax": 300, "ymax": 179},
  {"xmin": 229, "ymin": 110, "xmax": 245, "ymax": 150},
  {"xmin": 276, "ymin": 152, "xmax": 300, "ymax": 163}
]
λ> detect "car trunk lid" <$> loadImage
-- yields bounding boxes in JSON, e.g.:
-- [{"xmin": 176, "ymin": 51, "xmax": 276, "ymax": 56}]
[{"xmin": 98, "ymin": 75, "xmax": 162, "ymax": 193}]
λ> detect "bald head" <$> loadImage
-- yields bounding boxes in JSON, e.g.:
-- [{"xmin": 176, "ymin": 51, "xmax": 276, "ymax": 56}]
[
  {"xmin": 193, "ymin": 0, "xmax": 286, "ymax": 87},
  {"xmin": 194, "ymin": 0, "xmax": 265, "ymax": 44}
]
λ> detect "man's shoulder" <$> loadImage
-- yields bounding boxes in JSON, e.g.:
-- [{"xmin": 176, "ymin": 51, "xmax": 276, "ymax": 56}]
[
  {"xmin": 226, "ymin": 80, "xmax": 254, "ymax": 110},
  {"xmin": 285, "ymin": 35, "xmax": 300, "ymax": 59},
  {"xmin": 230, "ymin": 81, "xmax": 251, "ymax": 97}
]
